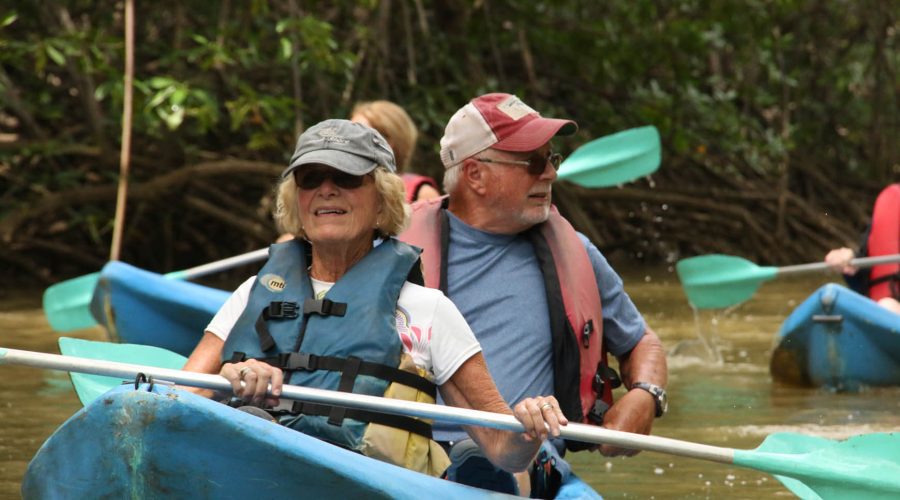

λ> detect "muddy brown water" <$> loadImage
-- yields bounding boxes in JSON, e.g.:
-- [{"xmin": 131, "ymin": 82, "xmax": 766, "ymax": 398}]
[{"xmin": 1, "ymin": 269, "xmax": 898, "ymax": 499}]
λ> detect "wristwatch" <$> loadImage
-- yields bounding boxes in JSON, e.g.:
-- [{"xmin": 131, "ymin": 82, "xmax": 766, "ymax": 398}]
[{"xmin": 631, "ymin": 382, "xmax": 668, "ymax": 418}]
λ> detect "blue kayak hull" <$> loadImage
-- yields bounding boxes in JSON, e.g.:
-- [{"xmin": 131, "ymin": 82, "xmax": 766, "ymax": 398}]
[
  {"xmin": 22, "ymin": 385, "xmax": 599, "ymax": 499},
  {"xmin": 771, "ymin": 283, "xmax": 900, "ymax": 390},
  {"xmin": 89, "ymin": 261, "xmax": 230, "ymax": 357}
]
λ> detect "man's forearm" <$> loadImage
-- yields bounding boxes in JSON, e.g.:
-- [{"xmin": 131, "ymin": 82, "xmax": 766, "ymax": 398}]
[{"xmin": 618, "ymin": 327, "xmax": 668, "ymax": 388}]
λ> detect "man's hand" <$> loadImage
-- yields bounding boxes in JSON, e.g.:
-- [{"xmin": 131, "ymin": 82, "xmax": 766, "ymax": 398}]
[
  {"xmin": 595, "ymin": 388, "xmax": 656, "ymax": 456},
  {"xmin": 596, "ymin": 328, "xmax": 667, "ymax": 456}
]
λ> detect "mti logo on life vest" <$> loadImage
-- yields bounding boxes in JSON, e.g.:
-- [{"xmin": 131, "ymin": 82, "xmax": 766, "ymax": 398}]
[{"xmin": 260, "ymin": 273, "xmax": 286, "ymax": 292}]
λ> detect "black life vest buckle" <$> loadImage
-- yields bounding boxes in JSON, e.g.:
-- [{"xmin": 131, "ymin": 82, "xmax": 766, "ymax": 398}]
[
  {"xmin": 303, "ymin": 298, "xmax": 347, "ymax": 317},
  {"xmin": 278, "ymin": 351, "xmax": 318, "ymax": 371},
  {"xmin": 263, "ymin": 301, "xmax": 299, "ymax": 320},
  {"xmin": 587, "ymin": 399, "xmax": 610, "ymax": 425},
  {"xmin": 592, "ymin": 363, "xmax": 622, "ymax": 394}
]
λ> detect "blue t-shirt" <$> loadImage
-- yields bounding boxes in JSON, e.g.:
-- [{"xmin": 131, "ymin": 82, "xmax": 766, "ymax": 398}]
[{"xmin": 434, "ymin": 211, "xmax": 646, "ymax": 443}]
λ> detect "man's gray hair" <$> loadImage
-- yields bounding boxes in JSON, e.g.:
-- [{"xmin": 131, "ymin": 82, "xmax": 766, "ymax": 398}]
[{"xmin": 442, "ymin": 163, "xmax": 462, "ymax": 194}]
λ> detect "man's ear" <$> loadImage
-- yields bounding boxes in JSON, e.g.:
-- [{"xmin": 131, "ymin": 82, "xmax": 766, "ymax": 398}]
[{"xmin": 461, "ymin": 158, "xmax": 489, "ymax": 195}]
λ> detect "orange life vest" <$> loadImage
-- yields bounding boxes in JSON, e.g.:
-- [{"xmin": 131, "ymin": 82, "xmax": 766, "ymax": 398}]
[
  {"xmin": 400, "ymin": 197, "xmax": 615, "ymax": 446},
  {"xmin": 866, "ymin": 184, "xmax": 900, "ymax": 301},
  {"xmin": 401, "ymin": 173, "xmax": 439, "ymax": 203}
]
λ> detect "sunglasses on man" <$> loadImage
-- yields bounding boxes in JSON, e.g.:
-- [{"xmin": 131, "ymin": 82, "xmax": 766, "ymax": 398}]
[
  {"xmin": 295, "ymin": 167, "xmax": 369, "ymax": 190},
  {"xmin": 475, "ymin": 150, "xmax": 563, "ymax": 176}
]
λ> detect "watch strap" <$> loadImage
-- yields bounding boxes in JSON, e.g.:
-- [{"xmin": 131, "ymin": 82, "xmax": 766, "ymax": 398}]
[{"xmin": 631, "ymin": 381, "xmax": 666, "ymax": 418}]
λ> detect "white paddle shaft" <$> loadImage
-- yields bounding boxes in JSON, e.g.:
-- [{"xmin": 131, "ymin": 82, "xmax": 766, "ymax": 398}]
[
  {"xmin": 777, "ymin": 253, "xmax": 900, "ymax": 276},
  {"xmin": 165, "ymin": 248, "xmax": 269, "ymax": 280},
  {"xmin": 0, "ymin": 347, "xmax": 735, "ymax": 464}
]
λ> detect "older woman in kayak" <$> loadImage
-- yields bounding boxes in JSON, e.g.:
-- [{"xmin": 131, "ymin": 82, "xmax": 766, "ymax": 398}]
[{"xmin": 183, "ymin": 119, "xmax": 566, "ymax": 478}]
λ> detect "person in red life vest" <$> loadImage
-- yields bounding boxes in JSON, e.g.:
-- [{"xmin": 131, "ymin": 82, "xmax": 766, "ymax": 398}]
[
  {"xmin": 825, "ymin": 184, "xmax": 900, "ymax": 314},
  {"xmin": 350, "ymin": 100, "xmax": 441, "ymax": 203},
  {"xmin": 399, "ymin": 93, "xmax": 668, "ymax": 497},
  {"xmin": 183, "ymin": 119, "xmax": 568, "ymax": 478}
]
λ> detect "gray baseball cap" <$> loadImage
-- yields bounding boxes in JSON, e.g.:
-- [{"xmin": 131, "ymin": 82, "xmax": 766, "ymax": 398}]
[{"xmin": 282, "ymin": 119, "xmax": 397, "ymax": 178}]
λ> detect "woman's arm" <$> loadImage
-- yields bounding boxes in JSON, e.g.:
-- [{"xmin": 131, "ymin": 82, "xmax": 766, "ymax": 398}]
[
  {"xmin": 181, "ymin": 331, "xmax": 227, "ymax": 398},
  {"xmin": 438, "ymin": 353, "xmax": 567, "ymax": 472}
]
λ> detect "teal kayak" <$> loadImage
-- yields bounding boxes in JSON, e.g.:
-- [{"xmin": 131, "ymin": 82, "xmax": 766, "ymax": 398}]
[
  {"xmin": 771, "ymin": 283, "xmax": 900, "ymax": 390},
  {"xmin": 89, "ymin": 261, "xmax": 230, "ymax": 356},
  {"xmin": 22, "ymin": 384, "xmax": 600, "ymax": 499}
]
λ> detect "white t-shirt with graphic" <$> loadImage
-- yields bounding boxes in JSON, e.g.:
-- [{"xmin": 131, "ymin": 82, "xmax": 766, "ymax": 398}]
[{"xmin": 206, "ymin": 276, "xmax": 481, "ymax": 385}]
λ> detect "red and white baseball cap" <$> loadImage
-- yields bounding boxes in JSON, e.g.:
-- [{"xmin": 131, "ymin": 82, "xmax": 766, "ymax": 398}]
[{"xmin": 439, "ymin": 93, "xmax": 577, "ymax": 168}]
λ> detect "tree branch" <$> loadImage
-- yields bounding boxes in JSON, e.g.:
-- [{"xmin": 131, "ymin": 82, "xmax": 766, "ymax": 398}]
[{"xmin": 0, "ymin": 160, "xmax": 283, "ymax": 242}]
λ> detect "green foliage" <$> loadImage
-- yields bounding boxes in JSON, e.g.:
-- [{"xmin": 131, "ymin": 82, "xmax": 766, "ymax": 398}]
[
  {"xmin": 0, "ymin": 0, "xmax": 896, "ymax": 278},
  {"xmin": 142, "ymin": 76, "xmax": 219, "ymax": 133}
]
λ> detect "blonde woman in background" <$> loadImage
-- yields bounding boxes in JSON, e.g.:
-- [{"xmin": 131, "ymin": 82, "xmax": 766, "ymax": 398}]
[{"xmin": 351, "ymin": 100, "xmax": 441, "ymax": 202}]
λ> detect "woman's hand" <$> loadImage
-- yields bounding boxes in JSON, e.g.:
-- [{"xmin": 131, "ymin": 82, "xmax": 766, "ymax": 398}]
[
  {"xmin": 220, "ymin": 359, "xmax": 283, "ymax": 407},
  {"xmin": 512, "ymin": 396, "xmax": 568, "ymax": 442},
  {"xmin": 825, "ymin": 247, "xmax": 858, "ymax": 276}
]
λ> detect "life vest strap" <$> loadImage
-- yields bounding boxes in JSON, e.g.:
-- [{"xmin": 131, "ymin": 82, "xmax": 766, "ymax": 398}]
[
  {"xmin": 328, "ymin": 356, "xmax": 362, "ymax": 425},
  {"xmin": 438, "ymin": 209, "xmax": 450, "ymax": 294},
  {"xmin": 288, "ymin": 401, "xmax": 433, "ymax": 439},
  {"xmin": 524, "ymin": 227, "xmax": 582, "ymax": 423},
  {"xmin": 867, "ymin": 271, "xmax": 900, "ymax": 293},
  {"xmin": 254, "ymin": 299, "xmax": 348, "ymax": 353},
  {"xmin": 228, "ymin": 351, "xmax": 437, "ymax": 397},
  {"xmin": 225, "ymin": 399, "xmax": 434, "ymax": 439},
  {"xmin": 255, "ymin": 301, "xmax": 301, "ymax": 352}
]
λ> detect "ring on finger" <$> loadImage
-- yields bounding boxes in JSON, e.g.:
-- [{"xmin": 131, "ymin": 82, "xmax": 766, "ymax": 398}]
[
  {"xmin": 540, "ymin": 402, "xmax": 553, "ymax": 411},
  {"xmin": 239, "ymin": 366, "xmax": 252, "ymax": 380}
]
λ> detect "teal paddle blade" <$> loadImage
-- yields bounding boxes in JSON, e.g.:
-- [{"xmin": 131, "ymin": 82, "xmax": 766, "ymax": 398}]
[
  {"xmin": 558, "ymin": 125, "xmax": 661, "ymax": 187},
  {"xmin": 42, "ymin": 272, "xmax": 101, "ymax": 331},
  {"xmin": 58, "ymin": 337, "xmax": 187, "ymax": 406},
  {"xmin": 736, "ymin": 432, "xmax": 900, "ymax": 500},
  {"xmin": 676, "ymin": 254, "xmax": 778, "ymax": 309}
]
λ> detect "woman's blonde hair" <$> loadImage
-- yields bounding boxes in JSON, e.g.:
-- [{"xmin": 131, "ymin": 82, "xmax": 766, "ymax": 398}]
[
  {"xmin": 274, "ymin": 166, "xmax": 410, "ymax": 240},
  {"xmin": 351, "ymin": 100, "xmax": 418, "ymax": 172}
]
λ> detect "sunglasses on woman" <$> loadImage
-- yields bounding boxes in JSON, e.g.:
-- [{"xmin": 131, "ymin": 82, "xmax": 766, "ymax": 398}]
[
  {"xmin": 295, "ymin": 168, "xmax": 369, "ymax": 190},
  {"xmin": 475, "ymin": 150, "xmax": 563, "ymax": 176}
]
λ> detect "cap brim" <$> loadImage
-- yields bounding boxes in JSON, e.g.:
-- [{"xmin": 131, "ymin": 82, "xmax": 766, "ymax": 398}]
[
  {"xmin": 493, "ymin": 118, "xmax": 577, "ymax": 152},
  {"xmin": 282, "ymin": 149, "xmax": 378, "ymax": 178}
]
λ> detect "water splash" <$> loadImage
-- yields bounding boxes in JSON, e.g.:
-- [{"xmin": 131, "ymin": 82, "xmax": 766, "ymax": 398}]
[{"xmin": 668, "ymin": 306, "xmax": 724, "ymax": 364}]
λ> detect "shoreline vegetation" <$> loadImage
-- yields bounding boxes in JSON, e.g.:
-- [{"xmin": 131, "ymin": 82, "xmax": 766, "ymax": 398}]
[{"xmin": 1, "ymin": 2, "xmax": 896, "ymax": 284}]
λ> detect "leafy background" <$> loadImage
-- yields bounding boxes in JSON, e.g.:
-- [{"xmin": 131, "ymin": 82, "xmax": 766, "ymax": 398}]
[{"xmin": 0, "ymin": 1, "xmax": 897, "ymax": 285}]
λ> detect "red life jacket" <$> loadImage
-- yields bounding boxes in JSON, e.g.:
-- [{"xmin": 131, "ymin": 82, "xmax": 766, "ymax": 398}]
[
  {"xmin": 866, "ymin": 184, "xmax": 900, "ymax": 301},
  {"xmin": 399, "ymin": 197, "xmax": 615, "ymax": 444},
  {"xmin": 401, "ymin": 173, "xmax": 440, "ymax": 203}
]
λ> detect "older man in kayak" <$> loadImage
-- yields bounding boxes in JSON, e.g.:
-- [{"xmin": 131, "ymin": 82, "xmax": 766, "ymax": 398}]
[
  {"xmin": 183, "ymin": 119, "xmax": 566, "ymax": 479},
  {"xmin": 399, "ymin": 93, "xmax": 669, "ymax": 496}
]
